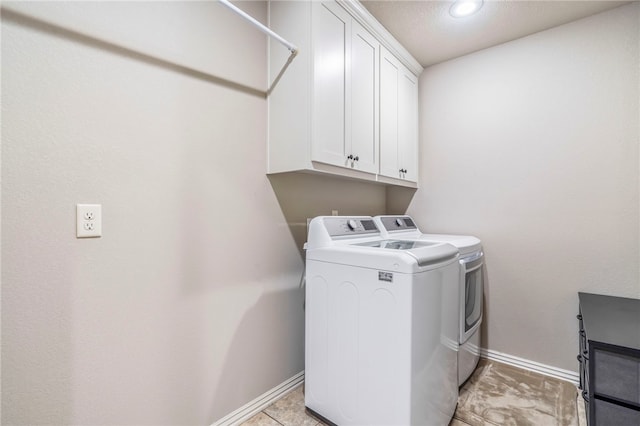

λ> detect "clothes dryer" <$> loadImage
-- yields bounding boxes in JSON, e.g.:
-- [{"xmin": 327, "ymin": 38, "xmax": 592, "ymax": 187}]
[
  {"xmin": 305, "ymin": 216, "xmax": 460, "ymax": 425},
  {"xmin": 373, "ymin": 216, "xmax": 483, "ymax": 386}
]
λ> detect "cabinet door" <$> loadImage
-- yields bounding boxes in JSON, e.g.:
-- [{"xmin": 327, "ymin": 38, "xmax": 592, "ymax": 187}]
[
  {"xmin": 349, "ymin": 20, "xmax": 379, "ymax": 174},
  {"xmin": 398, "ymin": 67, "xmax": 418, "ymax": 183},
  {"xmin": 379, "ymin": 48, "xmax": 400, "ymax": 178},
  {"xmin": 311, "ymin": 1, "xmax": 349, "ymax": 168}
]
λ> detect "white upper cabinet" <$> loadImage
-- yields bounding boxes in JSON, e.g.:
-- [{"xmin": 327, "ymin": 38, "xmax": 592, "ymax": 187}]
[
  {"xmin": 348, "ymin": 18, "xmax": 379, "ymax": 174},
  {"xmin": 311, "ymin": 2, "xmax": 378, "ymax": 174},
  {"xmin": 268, "ymin": 0, "xmax": 421, "ymax": 187},
  {"xmin": 379, "ymin": 47, "xmax": 418, "ymax": 183},
  {"xmin": 311, "ymin": 2, "xmax": 349, "ymax": 169},
  {"xmin": 379, "ymin": 50, "xmax": 400, "ymax": 179},
  {"xmin": 398, "ymin": 68, "xmax": 418, "ymax": 183}
]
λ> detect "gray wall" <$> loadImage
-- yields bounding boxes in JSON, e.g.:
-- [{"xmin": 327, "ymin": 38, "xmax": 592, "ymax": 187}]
[
  {"xmin": 394, "ymin": 3, "xmax": 640, "ymax": 372},
  {"xmin": 1, "ymin": 2, "xmax": 385, "ymax": 424}
]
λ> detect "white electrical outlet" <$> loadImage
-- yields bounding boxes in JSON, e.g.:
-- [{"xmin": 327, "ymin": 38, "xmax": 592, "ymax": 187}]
[{"xmin": 77, "ymin": 204, "xmax": 102, "ymax": 238}]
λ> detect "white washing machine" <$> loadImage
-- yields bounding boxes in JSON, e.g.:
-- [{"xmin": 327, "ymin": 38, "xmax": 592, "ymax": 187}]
[
  {"xmin": 373, "ymin": 216, "xmax": 484, "ymax": 386},
  {"xmin": 305, "ymin": 216, "xmax": 460, "ymax": 426}
]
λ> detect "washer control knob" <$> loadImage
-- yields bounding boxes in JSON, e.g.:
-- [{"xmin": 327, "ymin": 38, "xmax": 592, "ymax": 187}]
[
  {"xmin": 395, "ymin": 218, "xmax": 403, "ymax": 227},
  {"xmin": 347, "ymin": 219, "xmax": 358, "ymax": 230}
]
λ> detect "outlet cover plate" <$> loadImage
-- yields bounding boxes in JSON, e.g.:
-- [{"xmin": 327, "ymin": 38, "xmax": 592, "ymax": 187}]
[{"xmin": 77, "ymin": 204, "xmax": 102, "ymax": 238}]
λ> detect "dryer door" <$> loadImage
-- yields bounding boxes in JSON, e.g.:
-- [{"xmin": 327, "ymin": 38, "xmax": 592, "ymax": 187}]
[{"xmin": 461, "ymin": 253, "xmax": 483, "ymax": 344}]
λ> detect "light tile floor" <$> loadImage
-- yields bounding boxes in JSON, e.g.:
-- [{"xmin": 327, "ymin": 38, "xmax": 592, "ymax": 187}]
[{"xmin": 241, "ymin": 359, "xmax": 584, "ymax": 426}]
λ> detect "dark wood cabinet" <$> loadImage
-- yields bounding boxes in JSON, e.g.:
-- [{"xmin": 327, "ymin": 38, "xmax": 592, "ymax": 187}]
[{"xmin": 578, "ymin": 292, "xmax": 640, "ymax": 426}]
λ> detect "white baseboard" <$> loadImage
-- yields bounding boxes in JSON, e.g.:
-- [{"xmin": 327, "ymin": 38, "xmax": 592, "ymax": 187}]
[
  {"xmin": 480, "ymin": 348, "xmax": 579, "ymax": 386},
  {"xmin": 212, "ymin": 371, "xmax": 305, "ymax": 426},
  {"xmin": 212, "ymin": 350, "xmax": 577, "ymax": 425}
]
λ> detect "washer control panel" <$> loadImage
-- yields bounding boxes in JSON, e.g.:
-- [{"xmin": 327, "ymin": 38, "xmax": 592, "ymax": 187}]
[{"xmin": 324, "ymin": 217, "xmax": 379, "ymax": 237}]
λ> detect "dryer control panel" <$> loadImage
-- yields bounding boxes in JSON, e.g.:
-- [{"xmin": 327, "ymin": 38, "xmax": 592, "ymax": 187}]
[{"xmin": 378, "ymin": 216, "xmax": 418, "ymax": 232}]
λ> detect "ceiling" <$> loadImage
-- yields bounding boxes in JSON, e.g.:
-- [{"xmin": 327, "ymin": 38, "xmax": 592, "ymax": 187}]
[{"xmin": 360, "ymin": 0, "xmax": 632, "ymax": 67}]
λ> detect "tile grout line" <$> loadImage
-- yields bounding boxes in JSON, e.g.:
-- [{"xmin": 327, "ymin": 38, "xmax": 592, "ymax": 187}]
[{"xmin": 262, "ymin": 410, "xmax": 285, "ymax": 426}]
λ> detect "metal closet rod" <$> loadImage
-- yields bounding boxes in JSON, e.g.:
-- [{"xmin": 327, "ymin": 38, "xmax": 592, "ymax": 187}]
[{"xmin": 218, "ymin": 0, "xmax": 298, "ymax": 55}]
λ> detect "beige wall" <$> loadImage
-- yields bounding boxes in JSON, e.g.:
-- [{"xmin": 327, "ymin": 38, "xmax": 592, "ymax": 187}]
[
  {"xmin": 3, "ymin": 1, "xmax": 638, "ymax": 423},
  {"xmin": 397, "ymin": 3, "xmax": 640, "ymax": 372},
  {"xmin": 1, "ymin": 2, "xmax": 385, "ymax": 424}
]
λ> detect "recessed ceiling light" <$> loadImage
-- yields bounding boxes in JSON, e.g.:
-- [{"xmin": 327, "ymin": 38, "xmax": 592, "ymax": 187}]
[{"xmin": 449, "ymin": 0, "xmax": 483, "ymax": 18}]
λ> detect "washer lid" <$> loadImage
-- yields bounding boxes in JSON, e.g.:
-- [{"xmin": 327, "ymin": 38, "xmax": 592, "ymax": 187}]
[
  {"xmin": 306, "ymin": 240, "xmax": 459, "ymax": 273},
  {"xmin": 419, "ymin": 234, "xmax": 482, "ymax": 255},
  {"xmin": 354, "ymin": 239, "xmax": 438, "ymax": 251},
  {"xmin": 373, "ymin": 216, "xmax": 482, "ymax": 255}
]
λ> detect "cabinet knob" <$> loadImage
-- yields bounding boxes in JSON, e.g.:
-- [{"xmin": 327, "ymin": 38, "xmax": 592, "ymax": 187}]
[
  {"xmin": 347, "ymin": 154, "xmax": 354, "ymax": 160},
  {"xmin": 354, "ymin": 156, "xmax": 359, "ymax": 162}
]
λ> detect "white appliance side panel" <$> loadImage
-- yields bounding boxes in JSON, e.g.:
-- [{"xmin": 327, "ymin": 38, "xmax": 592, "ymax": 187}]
[
  {"xmin": 359, "ymin": 277, "xmax": 412, "ymax": 426},
  {"xmin": 304, "ymin": 260, "xmax": 413, "ymax": 425},
  {"xmin": 305, "ymin": 272, "xmax": 329, "ymax": 407},
  {"xmin": 459, "ymin": 325, "xmax": 481, "ymax": 386},
  {"xmin": 410, "ymin": 261, "xmax": 460, "ymax": 425},
  {"xmin": 336, "ymin": 281, "xmax": 359, "ymax": 421}
]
